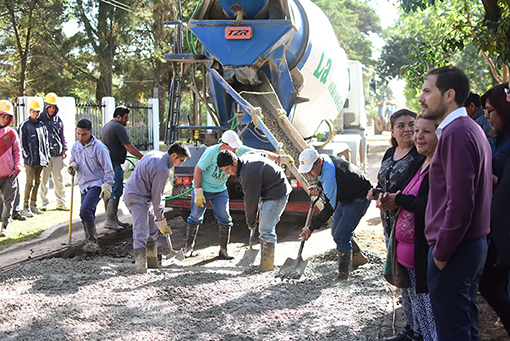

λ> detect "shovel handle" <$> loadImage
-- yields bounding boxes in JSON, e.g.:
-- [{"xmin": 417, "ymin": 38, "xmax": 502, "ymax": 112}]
[
  {"xmin": 68, "ymin": 174, "xmax": 74, "ymax": 244},
  {"xmin": 297, "ymin": 240, "xmax": 306, "ymax": 258},
  {"xmin": 165, "ymin": 232, "xmax": 175, "ymax": 251},
  {"xmin": 248, "ymin": 227, "xmax": 255, "ymax": 248}
]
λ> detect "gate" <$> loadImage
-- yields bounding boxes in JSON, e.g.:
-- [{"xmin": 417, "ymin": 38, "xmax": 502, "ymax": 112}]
[
  {"xmin": 75, "ymin": 100, "xmax": 104, "ymax": 137},
  {"xmin": 118, "ymin": 102, "xmax": 154, "ymax": 150}
]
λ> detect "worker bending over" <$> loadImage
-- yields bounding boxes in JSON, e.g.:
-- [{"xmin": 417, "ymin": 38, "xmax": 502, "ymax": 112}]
[
  {"xmin": 123, "ymin": 141, "xmax": 190, "ymax": 273},
  {"xmin": 217, "ymin": 150, "xmax": 292, "ymax": 271},
  {"xmin": 298, "ymin": 148, "xmax": 371, "ymax": 279},
  {"xmin": 68, "ymin": 119, "xmax": 114, "ymax": 254}
]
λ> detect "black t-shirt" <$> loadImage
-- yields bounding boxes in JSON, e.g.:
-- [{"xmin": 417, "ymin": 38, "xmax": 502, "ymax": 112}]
[{"xmin": 101, "ymin": 119, "xmax": 130, "ymax": 166}]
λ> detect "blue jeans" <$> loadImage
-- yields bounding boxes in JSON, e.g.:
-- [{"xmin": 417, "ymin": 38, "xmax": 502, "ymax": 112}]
[
  {"xmin": 111, "ymin": 165, "xmax": 124, "ymax": 200},
  {"xmin": 331, "ymin": 197, "xmax": 370, "ymax": 253},
  {"xmin": 427, "ymin": 237, "xmax": 487, "ymax": 341},
  {"xmin": 187, "ymin": 189, "xmax": 232, "ymax": 226},
  {"xmin": 80, "ymin": 186, "xmax": 102, "ymax": 223},
  {"xmin": 258, "ymin": 195, "xmax": 289, "ymax": 243}
]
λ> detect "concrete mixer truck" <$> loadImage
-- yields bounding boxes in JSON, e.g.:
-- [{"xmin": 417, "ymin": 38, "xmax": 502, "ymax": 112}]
[{"xmin": 164, "ymin": 0, "xmax": 372, "ymax": 213}]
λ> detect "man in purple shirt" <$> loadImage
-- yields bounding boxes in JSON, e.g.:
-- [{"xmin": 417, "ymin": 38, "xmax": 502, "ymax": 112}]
[{"xmin": 420, "ymin": 65, "xmax": 492, "ymax": 340}]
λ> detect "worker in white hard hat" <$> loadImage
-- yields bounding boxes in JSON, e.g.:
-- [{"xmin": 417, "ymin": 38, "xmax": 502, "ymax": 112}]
[
  {"xmin": 18, "ymin": 100, "xmax": 50, "ymax": 218},
  {"xmin": 0, "ymin": 100, "xmax": 22, "ymax": 237},
  {"xmin": 185, "ymin": 130, "xmax": 282, "ymax": 260},
  {"xmin": 39, "ymin": 92, "xmax": 69, "ymax": 211}
]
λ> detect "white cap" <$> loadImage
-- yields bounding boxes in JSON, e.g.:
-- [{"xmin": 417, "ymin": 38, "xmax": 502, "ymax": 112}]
[
  {"xmin": 298, "ymin": 148, "xmax": 320, "ymax": 173},
  {"xmin": 221, "ymin": 130, "xmax": 242, "ymax": 149}
]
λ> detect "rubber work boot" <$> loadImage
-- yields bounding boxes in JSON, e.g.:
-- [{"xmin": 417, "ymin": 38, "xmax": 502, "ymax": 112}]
[
  {"xmin": 146, "ymin": 241, "xmax": 158, "ymax": 269},
  {"xmin": 352, "ymin": 239, "xmax": 368, "ymax": 267},
  {"xmin": 335, "ymin": 250, "xmax": 352, "ymax": 280},
  {"xmin": 103, "ymin": 199, "xmax": 124, "ymax": 231},
  {"xmin": 0, "ymin": 224, "xmax": 7, "ymax": 238},
  {"xmin": 218, "ymin": 224, "xmax": 234, "ymax": 260},
  {"xmin": 110, "ymin": 198, "xmax": 131, "ymax": 228},
  {"xmin": 259, "ymin": 240, "xmax": 275, "ymax": 272},
  {"xmin": 384, "ymin": 325, "xmax": 415, "ymax": 341},
  {"xmin": 82, "ymin": 221, "xmax": 101, "ymax": 253},
  {"xmin": 134, "ymin": 248, "xmax": 147, "ymax": 274},
  {"xmin": 184, "ymin": 223, "xmax": 199, "ymax": 257}
]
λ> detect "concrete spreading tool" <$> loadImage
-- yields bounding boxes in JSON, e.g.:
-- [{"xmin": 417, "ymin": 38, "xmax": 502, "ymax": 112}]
[
  {"xmin": 164, "ymin": 232, "xmax": 185, "ymax": 261},
  {"xmin": 277, "ymin": 196, "xmax": 320, "ymax": 279},
  {"xmin": 236, "ymin": 227, "xmax": 259, "ymax": 266},
  {"xmin": 63, "ymin": 174, "xmax": 76, "ymax": 259}
]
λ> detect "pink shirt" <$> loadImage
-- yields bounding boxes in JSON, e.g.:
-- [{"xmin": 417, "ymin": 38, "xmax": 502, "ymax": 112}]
[{"xmin": 396, "ymin": 168, "xmax": 427, "ymax": 269}]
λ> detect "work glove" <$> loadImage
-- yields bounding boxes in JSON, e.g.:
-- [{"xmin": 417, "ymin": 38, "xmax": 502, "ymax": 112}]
[
  {"xmin": 156, "ymin": 218, "xmax": 172, "ymax": 235},
  {"xmin": 194, "ymin": 188, "xmax": 206, "ymax": 208},
  {"xmin": 99, "ymin": 183, "xmax": 112, "ymax": 201},
  {"xmin": 68, "ymin": 162, "xmax": 78, "ymax": 176},
  {"xmin": 279, "ymin": 154, "xmax": 294, "ymax": 166}
]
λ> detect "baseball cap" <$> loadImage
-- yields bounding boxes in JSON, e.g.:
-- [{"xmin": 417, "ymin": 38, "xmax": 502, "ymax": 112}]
[
  {"xmin": 298, "ymin": 148, "xmax": 320, "ymax": 173},
  {"xmin": 221, "ymin": 130, "xmax": 242, "ymax": 149}
]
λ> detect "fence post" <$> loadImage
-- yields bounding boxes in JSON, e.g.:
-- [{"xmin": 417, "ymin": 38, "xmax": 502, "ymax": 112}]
[
  {"xmin": 148, "ymin": 98, "xmax": 159, "ymax": 151},
  {"xmin": 102, "ymin": 97, "xmax": 116, "ymax": 127}
]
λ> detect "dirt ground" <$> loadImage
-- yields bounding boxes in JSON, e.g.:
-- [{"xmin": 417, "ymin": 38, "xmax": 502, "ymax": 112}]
[{"xmin": 0, "ymin": 132, "xmax": 507, "ymax": 340}]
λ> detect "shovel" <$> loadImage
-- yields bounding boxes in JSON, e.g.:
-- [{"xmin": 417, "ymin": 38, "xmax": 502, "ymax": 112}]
[
  {"xmin": 277, "ymin": 196, "xmax": 320, "ymax": 279},
  {"xmin": 236, "ymin": 227, "xmax": 259, "ymax": 266},
  {"xmin": 164, "ymin": 231, "xmax": 185, "ymax": 261},
  {"xmin": 63, "ymin": 174, "xmax": 76, "ymax": 259}
]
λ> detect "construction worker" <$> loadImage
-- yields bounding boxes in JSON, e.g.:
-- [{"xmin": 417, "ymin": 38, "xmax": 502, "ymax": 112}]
[
  {"xmin": 123, "ymin": 141, "xmax": 190, "ymax": 273},
  {"xmin": 298, "ymin": 148, "xmax": 372, "ymax": 280},
  {"xmin": 39, "ymin": 92, "xmax": 69, "ymax": 211},
  {"xmin": 101, "ymin": 105, "xmax": 143, "ymax": 230},
  {"xmin": 68, "ymin": 119, "xmax": 114, "ymax": 254},
  {"xmin": 0, "ymin": 100, "xmax": 22, "ymax": 237},
  {"xmin": 18, "ymin": 100, "xmax": 50, "ymax": 218},
  {"xmin": 217, "ymin": 150, "xmax": 292, "ymax": 271},
  {"xmin": 186, "ymin": 130, "xmax": 280, "ymax": 260}
]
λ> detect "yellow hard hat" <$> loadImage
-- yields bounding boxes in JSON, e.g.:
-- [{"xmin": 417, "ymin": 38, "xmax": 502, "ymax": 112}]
[
  {"xmin": 0, "ymin": 100, "xmax": 14, "ymax": 116},
  {"xmin": 29, "ymin": 100, "xmax": 42, "ymax": 111},
  {"xmin": 44, "ymin": 92, "xmax": 58, "ymax": 105}
]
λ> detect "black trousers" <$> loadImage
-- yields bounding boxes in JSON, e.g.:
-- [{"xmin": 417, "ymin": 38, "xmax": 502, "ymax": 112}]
[{"xmin": 479, "ymin": 239, "xmax": 510, "ymax": 336}]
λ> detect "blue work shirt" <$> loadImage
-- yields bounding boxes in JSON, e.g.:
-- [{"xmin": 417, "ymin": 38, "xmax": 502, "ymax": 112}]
[
  {"xmin": 123, "ymin": 151, "xmax": 173, "ymax": 221},
  {"xmin": 318, "ymin": 155, "xmax": 338, "ymax": 210},
  {"xmin": 70, "ymin": 136, "xmax": 115, "ymax": 193}
]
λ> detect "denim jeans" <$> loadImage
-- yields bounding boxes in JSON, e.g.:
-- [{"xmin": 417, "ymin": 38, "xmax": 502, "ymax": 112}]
[
  {"xmin": 111, "ymin": 165, "xmax": 124, "ymax": 200},
  {"xmin": 331, "ymin": 197, "xmax": 370, "ymax": 253},
  {"xmin": 258, "ymin": 195, "xmax": 289, "ymax": 243},
  {"xmin": 80, "ymin": 186, "xmax": 102, "ymax": 223},
  {"xmin": 187, "ymin": 189, "xmax": 232, "ymax": 226}
]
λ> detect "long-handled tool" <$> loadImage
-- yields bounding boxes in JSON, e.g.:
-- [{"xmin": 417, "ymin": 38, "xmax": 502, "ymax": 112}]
[
  {"xmin": 236, "ymin": 227, "xmax": 259, "ymax": 266},
  {"xmin": 277, "ymin": 196, "xmax": 320, "ymax": 279},
  {"xmin": 63, "ymin": 174, "xmax": 76, "ymax": 259},
  {"xmin": 164, "ymin": 231, "xmax": 185, "ymax": 261}
]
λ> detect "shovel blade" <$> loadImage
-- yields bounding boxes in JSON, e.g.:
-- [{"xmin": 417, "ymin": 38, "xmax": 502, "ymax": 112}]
[
  {"xmin": 63, "ymin": 245, "xmax": 77, "ymax": 259},
  {"xmin": 277, "ymin": 256, "xmax": 308, "ymax": 279},
  {"xmin": 236, "ymin": 248, "xmax": 259, "ymax": 267}
]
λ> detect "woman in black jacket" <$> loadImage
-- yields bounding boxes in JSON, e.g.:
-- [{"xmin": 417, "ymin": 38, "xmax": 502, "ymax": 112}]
[{"xmin": 378, "ymin": 115, "xmax": 438, "ymax": 341}]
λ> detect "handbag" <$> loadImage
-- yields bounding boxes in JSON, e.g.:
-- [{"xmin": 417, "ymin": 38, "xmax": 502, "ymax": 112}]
[
  {"xmin": 383, "ymin": 166, "xmax": 428, "ymax": 288},
  {"xmin": 384, "ymin": 226, "xmax": 411, "ymax": 288}
]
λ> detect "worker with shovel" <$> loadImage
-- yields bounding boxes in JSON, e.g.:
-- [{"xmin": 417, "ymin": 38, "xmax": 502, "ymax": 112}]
[
  {"xmin": 298, "ymin": 148, "xmax": 372, "ymax": 280},
  {"xmin": 217, "ymin": 149, "xmax": 292, "ymax": 271},
  {"xmin": 68, "ymin": 119, "xmax": 115, "ymax": 254},
  {"xmin": 123, "ymin": 141, "xmax": 190, "ymax": 274}
]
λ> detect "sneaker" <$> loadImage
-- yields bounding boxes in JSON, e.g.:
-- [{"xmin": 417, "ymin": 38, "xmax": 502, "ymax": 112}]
[
  {"xmin": 30, "ymin": 204, "xmax": 44, "ymax": 215},
  {"xmin": 22, "ymin": 206, "xmax": 34, "ymax": 218},
  {"xmin": 56, "ymin": 204, "xmax": 70, "ymax": 211},
  {"xmin": 0, "ymin": 225, "xmax": 7, "ymax": 237},
  {"xmin": 12, "ymin": 213, "xmax": 27, "ymax": 221},
  {"xmin": 40, "ymin": 205, "xmax": 48, "ymax": 211}
]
